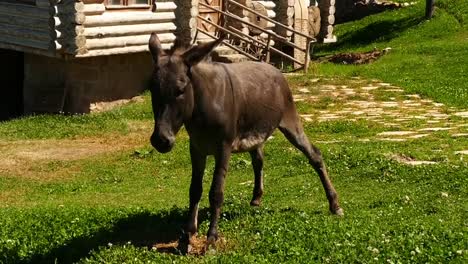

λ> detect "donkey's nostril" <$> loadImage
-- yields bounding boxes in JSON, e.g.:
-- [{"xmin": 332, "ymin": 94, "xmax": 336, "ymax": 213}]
[{"xmin": 150, "ymin": 133, "xmax": 174, "ymax": 153}]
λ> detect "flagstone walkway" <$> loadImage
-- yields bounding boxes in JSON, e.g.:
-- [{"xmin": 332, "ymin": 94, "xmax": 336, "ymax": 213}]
[{"xmin": 290, "ymin": 77, "xmax": 467, "ymax": 157}]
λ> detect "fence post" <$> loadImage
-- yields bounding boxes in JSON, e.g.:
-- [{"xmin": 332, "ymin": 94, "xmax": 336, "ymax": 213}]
[{"xmin": 304, "ymin": 40, "xmax": 312, "ymax": 73}]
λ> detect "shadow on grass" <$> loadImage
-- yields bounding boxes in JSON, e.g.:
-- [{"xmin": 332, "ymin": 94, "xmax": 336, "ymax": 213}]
[
  {"xmin": 318, "ymin": 16, "xmax": 424, "ymax": 53},
  {"xmin": 336, "ymin": 3, "xmax": 403, "ymax": 24},
  {"xmin": 25, "ymin": 207, "xmax": 210, "ymax": 264}
]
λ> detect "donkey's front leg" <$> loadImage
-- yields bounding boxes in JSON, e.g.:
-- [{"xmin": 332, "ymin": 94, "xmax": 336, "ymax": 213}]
[
  {"xmin": 186, "ymin": 142, "xmax": 207, "ymax": 239},
  {"xmin": 206, "ymin": 142, "xmax": 232, "ymax": 246}
]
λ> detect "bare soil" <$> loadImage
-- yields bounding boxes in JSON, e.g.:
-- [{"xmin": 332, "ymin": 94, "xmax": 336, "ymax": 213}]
[
  {"xmin": 153, "ymin": 236, "xmax": 228, "ymax": 256},
  {"xmin": 389, "ymin": 153, "xmax": 437, "ymax": 166},
  {"xmin": 0, "ymin": 121, "xmax": 152, "ymax": 181}
]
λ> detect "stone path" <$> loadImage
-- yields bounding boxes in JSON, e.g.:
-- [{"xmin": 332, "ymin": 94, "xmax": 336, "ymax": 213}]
[{"xmin": 290, "ymin": 77, "xmax": 468, "ymax": 161}]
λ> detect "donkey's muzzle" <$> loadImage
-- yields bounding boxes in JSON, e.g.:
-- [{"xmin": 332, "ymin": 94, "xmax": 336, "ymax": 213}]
[{"xmin": 150, "ymin": 133, "xmax": 175, "ymax": 153}]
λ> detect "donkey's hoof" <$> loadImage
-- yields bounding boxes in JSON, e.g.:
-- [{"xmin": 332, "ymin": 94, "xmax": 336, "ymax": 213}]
[
  {"xmin": 250, "ymin": 199, "xmax": 261, "ymax": 206},
  {"xmin": 177, "ymin": 238, "xmax": 191, "ymax": 255},
  {"xmin": 186, "ymin": 243, "xmax": 194, "ymax": 254},
  {"xmin": 204, "ymin": 236, "xmax": 217, "ymax": 254},
  {"xmin": 332, "ymin": 207, "xmax": 344, "ymax": 217},
  {"xmin": 206, "ymin": 236, "xmax": 217, "ymax": 246}
]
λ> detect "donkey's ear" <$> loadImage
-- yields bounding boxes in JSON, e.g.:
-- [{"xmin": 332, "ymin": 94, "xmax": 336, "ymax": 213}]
[
  {"xmin": 182, "ymin": 36, "xmax": 224, "ymax": 66},
  {"xmin": 149, "ymin": 32, "xmax": 162, "ymax": 63}
]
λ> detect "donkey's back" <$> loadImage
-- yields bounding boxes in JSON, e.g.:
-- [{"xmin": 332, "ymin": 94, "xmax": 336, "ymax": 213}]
[
  {"xmin": 223, "ymin": 61, "xmax": 292, "ymax": 111},
  {"xmin": 212, "ymin": 61, "xmax": 297, "ymax": 147}
]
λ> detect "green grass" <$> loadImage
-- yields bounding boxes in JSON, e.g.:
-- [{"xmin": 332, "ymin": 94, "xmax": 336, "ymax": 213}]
[
  {"xmin": 1, "ymin": 2, "xmax": 468, "ymax": 262},
  {"xmin": 0, "ymin": 93, "xmax": 467, "ymax": 263},
  {"xmin": 313, "ymin": 1, "xmax": 468, "ymax": 108},
  {"xmin": 0, "ymin": 91, "xmax": 153, "ymax": 140}
]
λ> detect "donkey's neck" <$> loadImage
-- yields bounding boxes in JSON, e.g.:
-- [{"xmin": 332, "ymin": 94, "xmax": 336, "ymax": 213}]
[
  {"xmin": 186, "ymin": 62, "xmax": 238, "ymax": 136},
  {"xmin": 190, "ymin": 62, "xmax": 234, "ymax": 105}
]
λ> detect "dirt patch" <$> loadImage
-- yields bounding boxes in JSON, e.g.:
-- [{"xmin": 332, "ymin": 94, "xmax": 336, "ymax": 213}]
[
  {"xmin": 389, "ymin": 154, "xmax": 437, "ymax": 166},
  {"xmin": 153, "ymin": 236, "xmax": 228, "ymax": 256},
  {"xmin": 0, "ymin": 124, "xmax": 152, "ymax": 181},
  {"xmin": 90, "ymin": 96, "xmax": 145, "ymax": 113},
  {"xmin": 320, "ymin": 48, "xmax": 391, "ymax": 65}
]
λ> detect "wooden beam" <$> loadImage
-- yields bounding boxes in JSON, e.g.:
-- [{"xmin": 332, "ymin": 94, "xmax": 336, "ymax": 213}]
[
  {"xmin": 0, "ymin": 13, "xmax": 50, "ymax": 30},
  {"xmin": 55, "ymin": 12, "xmax": 86, "ymax": 25},
  {"xmin": 154, "ymin": 1, "xmax": 176, "ymax": 12},
  {"xmin": 85, "ymin": 33, "xmax": 175, "ymax": 49},
  {"xmin": 0, "ymin": 2, "xmax": 51, "ymax": 19},
  {"xmin": 253, "ymin": 1, "xmax": 275, "ymax": 9},
  {"xmin": 83, "ymin": 23, "xmax": 176, "ymax": 38},
  {"xmin": 84, "ymin": 11, "xmax": 175, "ymax": 26},
  {"xmin": 83, "ymin": 3, "xmax": 105, "ymax": 15},
  {"xmin": 0, "ymin": 42, "xmax": 59, "ymax": 57},
  {"xmin": 56, "ymin": 25, "xmax": 85, "ymax": 38},
  {"xmin": 82, "ymin": 0, "xmax": 105, "ymax": 4},
  {"xmin": 0, "ymin": 34, "xmax": 52, "ymax": 50},
  {"xmin": 76, "ymin": 43, "xmax": 172, "ymax": 57},
  {"xmin": 0, "ymin": 24, "xmax": 51, "ymax": 42},
  {"xmin": 56, "ymin": 1, "xmax": 85, "ymax": 13},
  {"xmin": 36, "ymin": 0, "xmax": 50, "ymax": 8},
  {"xmin": 59, "ymin": 35, "xmax": 87, "ymax": 53}
]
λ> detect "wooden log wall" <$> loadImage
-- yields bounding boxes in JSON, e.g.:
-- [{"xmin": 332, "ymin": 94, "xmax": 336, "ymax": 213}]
[
  {"xmin": 273, "ymin": 0, "xmax": 295, "ymax": 40},
  {"xmin": 0, "ymin": 0, "xmax": 57, "ymax": 56},
  {"xmin": 318, "ymin": 0, "xmax": 336, "ymax": 43},
  {"xmin": 227, "ymin": 1, "xmax": 275, "ymax": 46},
  {"xmin": 253, "ymin": 0, "xmax": 276, "ymax": 41},
  {"xmin": 0, "ymin": 0, "xmax": 177, "ymax": 58},
  {"xmin": 251, "ymin": 1, "xmax": 276, "ymax": 47},
  {"xmin": 72, "ymin": 0, "xmax": 177, "ymax": 57}
]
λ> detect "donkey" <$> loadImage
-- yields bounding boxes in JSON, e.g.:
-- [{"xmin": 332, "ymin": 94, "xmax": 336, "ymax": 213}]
[{"xmin": 148, "ymin": 33, "xmax": 343, "ymax": 248}]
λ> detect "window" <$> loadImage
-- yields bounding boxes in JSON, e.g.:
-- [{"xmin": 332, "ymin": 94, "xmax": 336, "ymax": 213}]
[{"xmin": 105, "ymin": 0, "xmax": 152, "ymax": 9}]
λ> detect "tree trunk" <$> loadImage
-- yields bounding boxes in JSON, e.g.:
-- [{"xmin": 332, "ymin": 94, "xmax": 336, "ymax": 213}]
[{"xmin": 425, "ymin": 0, "xmax": 435, "ymax": 19}]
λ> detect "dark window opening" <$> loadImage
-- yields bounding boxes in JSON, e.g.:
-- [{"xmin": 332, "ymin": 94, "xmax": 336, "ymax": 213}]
[{"xmin": 0, "ymin": 49, "xmax": 24, "ymax": 121}]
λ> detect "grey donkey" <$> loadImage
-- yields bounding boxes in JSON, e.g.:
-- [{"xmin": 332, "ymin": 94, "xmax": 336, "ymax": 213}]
[{"xmin": 148, "ymin": 33, "xmax": 343, "ymax": 250}]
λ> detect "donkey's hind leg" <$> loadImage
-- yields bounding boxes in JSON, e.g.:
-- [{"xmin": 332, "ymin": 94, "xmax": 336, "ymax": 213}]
[
  {"xmin": 249, "ymin": 146, "xmax": 264, "ymax": 206},
  {"xmin": 279, "ymin": 112, "xmax": 344, "ymax": 216}
]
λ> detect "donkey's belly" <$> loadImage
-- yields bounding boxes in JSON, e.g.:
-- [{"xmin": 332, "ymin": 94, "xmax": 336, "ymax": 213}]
[{"xmin": 231, "ymin": 133, "xmax": 269, "ymax": 152}]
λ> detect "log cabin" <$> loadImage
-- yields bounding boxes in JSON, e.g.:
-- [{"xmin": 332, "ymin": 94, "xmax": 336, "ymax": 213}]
[{"xmin": 0, "ymin": 0, "xmax": 336, "ymax": 117}]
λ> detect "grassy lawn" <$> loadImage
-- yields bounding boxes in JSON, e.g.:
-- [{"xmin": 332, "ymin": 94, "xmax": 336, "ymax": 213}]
[
  {"xmin": 1, "ymin": 2, "xmax": 467, "ymax": 263},
  {"xmin": 1, "ymin": 77, "xmax": 467, "ymax": 263},
  {"xmin": 314, "ymin": 0, "xmax": 468, "ymax": 108}
]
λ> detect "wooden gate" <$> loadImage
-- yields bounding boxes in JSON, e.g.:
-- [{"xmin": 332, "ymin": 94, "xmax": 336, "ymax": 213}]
[
  {"xmin": 197, "ymin": 0, "xmax": 317, "ymax": 72},
  {"xmin": 198, "ymin": 0, "xmax": 224, "ymax": 36}
]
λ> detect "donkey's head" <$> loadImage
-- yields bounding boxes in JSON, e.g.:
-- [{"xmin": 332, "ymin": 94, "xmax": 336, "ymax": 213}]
[{"xmin": 148, "ymin": 33, "xmax": 223, "ymax": 153}]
